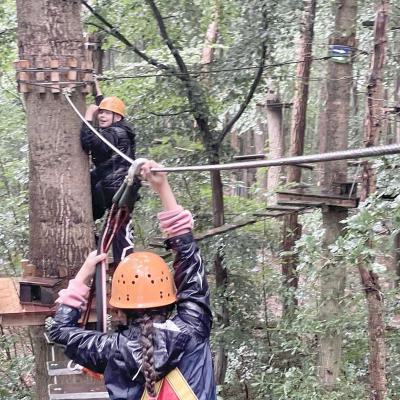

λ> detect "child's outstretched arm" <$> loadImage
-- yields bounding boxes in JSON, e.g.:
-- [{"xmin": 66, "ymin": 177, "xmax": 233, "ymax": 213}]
[
  {"xmin": 140, "ymin": 160, "xmax": 193, "ymax": 237},
  {"xmin": 140, "ymin": 161, "xmax": 212, "ymax": 339}
]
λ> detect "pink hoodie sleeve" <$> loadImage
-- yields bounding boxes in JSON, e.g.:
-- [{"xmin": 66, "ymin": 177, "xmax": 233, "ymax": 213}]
[
  {"xmin": 157, "ymin": 206, "xmax": 194, "ymax": 236},
  {"xmin": 56, "ymin": 279, "xmax": 90, "ymax": 310}
]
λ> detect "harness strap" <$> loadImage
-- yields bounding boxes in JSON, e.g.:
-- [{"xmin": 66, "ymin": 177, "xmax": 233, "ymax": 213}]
[{"xmin": 140, "ymin": 368, "xmax": 198, "ymax": 400}]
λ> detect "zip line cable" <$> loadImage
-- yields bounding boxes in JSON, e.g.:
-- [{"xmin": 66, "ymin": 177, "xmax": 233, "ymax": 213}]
[
  {"xmin": 63, "ymin": 90, "xmax": 400, "ymax": 174},
  {"xmin": 150, "ymin": 144, "xmax": 400, "ymax": 173}
]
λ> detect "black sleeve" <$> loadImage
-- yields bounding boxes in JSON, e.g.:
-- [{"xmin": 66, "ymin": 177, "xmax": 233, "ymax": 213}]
[
  {"xmin": 80, "ymin": 123, "xmax": 118, "ymax": 158},
  {"xmin": 165, "ymin": 233, "xmax": 212, "ymax": 340},
  {"xmin": 95, "ymin": 94, "xmax": 104, "ymax": 106},
  {"xmin": 47, "ymin": 304, "xmax": 115, "ymax": 373}
]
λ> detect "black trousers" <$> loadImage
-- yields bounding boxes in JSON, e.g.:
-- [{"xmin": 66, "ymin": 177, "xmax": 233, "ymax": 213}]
[{"xmin": 90, "ymin": 171, "xmax": 133, "ymax": 265}]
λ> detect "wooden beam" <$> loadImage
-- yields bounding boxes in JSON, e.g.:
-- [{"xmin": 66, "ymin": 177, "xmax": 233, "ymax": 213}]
[
  {"xmin": 266, "ymin": 205, "xmax": 306, "ymax": 212},
  {"xmin": 195, "ymin": 219, "xmax": 258, "ymax": 241},
  {"xmin": 149, "ymin": 219, "xmax": 260, "ymax": 247},
  {"xmin": 276, "ymin": 189, "xmax": 358, "ymax": 208},
  {"xmin": 233, "ymin": 154, "xmax": 266, "ymax": 161},
  {"xmin": 253, "ymin": 212, "xmax": 288, "ymax": 218}
]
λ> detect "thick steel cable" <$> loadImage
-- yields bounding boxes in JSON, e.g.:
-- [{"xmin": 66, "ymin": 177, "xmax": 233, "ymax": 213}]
[
  {"xmin": 63, "ymin": 89, "xmax": 400, "ymax": 173},
  {"xmin": 151, "ymin": 144, "xmax": 400, "ymax": 172},
  {"xmin": 63, "ymin": 90, "xmax": 135, "ymax": 164}
]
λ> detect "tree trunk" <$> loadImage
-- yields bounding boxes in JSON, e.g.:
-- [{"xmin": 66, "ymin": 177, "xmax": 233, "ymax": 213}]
[
  {"xmin": 282, "ymin": 0, "xmax": 316, "ymax": 318},
  {"xmin": 15, "ymin": 1, "xmax": 94, "ymax": 398},
  {"xmin": 200, "ymin": 9, "xmax": 229, "ymax": 384},
  {"xmin": 16, "ymin": 0, "xmax": 93, "ymax": 277},
  {"xmin": 359, "ymin": 2, "xmax": 389, "ymax": 398},
  {"xmin": 264, "ymin": 88, "xmax": 284, "ymax": 198},
  {"xmin": 317, "ymin": 0, "xmax": 357, "ymax": 390},
  {"xmin": 318, "ymin": 207, "xmax": 347, "ymax": 388}
]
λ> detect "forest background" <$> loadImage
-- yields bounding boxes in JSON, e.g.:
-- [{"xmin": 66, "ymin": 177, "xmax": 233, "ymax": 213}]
[{"xmin": 1, "ymin": 0, "xmax": 400, "ymax": 399}]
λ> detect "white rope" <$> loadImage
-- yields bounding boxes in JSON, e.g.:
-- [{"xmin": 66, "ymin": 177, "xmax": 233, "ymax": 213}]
[{"xmin": 63, "ymin": 89, "xmax": 135, "ymax": 165}]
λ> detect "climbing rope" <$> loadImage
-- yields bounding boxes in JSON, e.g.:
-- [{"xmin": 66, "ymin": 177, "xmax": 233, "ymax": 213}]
[{"xmin": 63, "ymin": 88, "xmax": 135, "ymax": 164}]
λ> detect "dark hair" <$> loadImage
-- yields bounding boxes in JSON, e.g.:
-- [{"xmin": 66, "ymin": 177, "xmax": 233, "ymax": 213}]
[
  {"xmin": 137, "ymin": 313, "xmax": 157, "ymax": 397},
  {"xmin": 125, "ymin": 305, "xmax": 175, "ymax": 397}
]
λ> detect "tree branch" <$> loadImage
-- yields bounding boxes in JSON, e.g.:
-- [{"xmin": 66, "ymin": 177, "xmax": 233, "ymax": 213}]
[
  {"xmin": 81, "ymin": 0, "xmax": 174, "ymax": 72},
  {"xmin": 219, "ymin": 42, "xmax": 267, "ymax": 145},
  {"xmin": 218, "ymin": 10, "xmax": 269, "ymax": 145},
  {"xmin": 145, "ymin": 0, "xmax": 213, "ymax": 142},
  {"xmin": 145, "ymin": 0, "xmax": 189, "ymax": 76}
]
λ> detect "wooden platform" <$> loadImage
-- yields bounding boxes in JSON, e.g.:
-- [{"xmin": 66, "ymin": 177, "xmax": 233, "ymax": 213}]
[
  {"xmin": 48, "ymin": 383, "xmax": 109, "ymax": 399},
  {"xmin": 0, "ymin": 277, "xmax": 56, "ymax": 326},
  {"xmin": 276, "ymin": 189, "xmax": 358, "ymax": 208},
  {"xmin": 47, "ymin": 360, "xmax": 83, "ymax": 376}
]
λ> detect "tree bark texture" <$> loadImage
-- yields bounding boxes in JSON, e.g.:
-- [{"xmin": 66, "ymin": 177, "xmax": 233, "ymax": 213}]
[
  {"xmin": 317, "ymin": 0, "xmax": 357, "ymax": 390},
  {"xmin": 287, "ymin": 0, "xmax": 317, "ymax": 184},
  {"xmin": 282, "ymin": 0, "xmax": 316, "ymax": 318},
  {"xmin": 359, "ymin": 2, "xmax": 389, "ymax": 398},
  {"xmin": 201, "ymin": 10, "xmax": 229, "ymax": 383},
  {"xmin": 318, "ymin": 207, "xmax": 347, "ymax": 388},
  {"xmin": 318, "ymin": 0, "xmax": 357, "ymax": 192},
  {"xmin": 264, "ymin": 89, "xmax": 284, "ymax": 199},
  {"xmin": 16, "ymin": 0, "xmax": 94, "ymax": 278}
]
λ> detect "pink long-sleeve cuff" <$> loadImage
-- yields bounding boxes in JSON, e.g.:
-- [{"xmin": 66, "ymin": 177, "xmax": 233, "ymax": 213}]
[
  {"xmin": 157, "ymin": 206, "xmax": 194, "ymax": 236},
  {"xmin": 56, "ymin": 279, "xmax": 90, "ymax": 310}
]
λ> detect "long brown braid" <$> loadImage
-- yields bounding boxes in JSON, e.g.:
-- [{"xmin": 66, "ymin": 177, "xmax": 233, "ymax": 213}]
[{"xmin": 137, "ymin": 313, "xmax": 157, "ymax": 398}]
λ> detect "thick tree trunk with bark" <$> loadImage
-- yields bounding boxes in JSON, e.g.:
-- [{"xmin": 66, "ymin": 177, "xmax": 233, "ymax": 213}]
[
  {"xmin": 16, "ymin": 0, "xmax": 93, "ymax": 277},
  {"xmin": 15, "ymin": 1, "xmax": 93, "ymax": 398},
  {"xmin": 317, "ymin": 0, "xmax": 357, "ymax": 390},
  {"xmin": 359, "ymin": 2, "xmax": 389, "ymax": 398}
]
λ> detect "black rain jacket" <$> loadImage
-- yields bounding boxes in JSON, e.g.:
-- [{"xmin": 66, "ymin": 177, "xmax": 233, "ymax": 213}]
[
  {"xmin": 47, "ymin": 233, "xmax": 216, "ymax": 400},
  {"xmin": 80, "ymin": 120, "xmax": 136, "ymax": 194}
]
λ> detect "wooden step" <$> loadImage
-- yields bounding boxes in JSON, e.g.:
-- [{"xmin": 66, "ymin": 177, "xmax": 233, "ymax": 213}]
[
  {"xmin": 47, "ymin": 360, "xmax": 83, "ymax": 376},
  {"xmin": 48, "ymin": 383, "xmax": 109, "ymax": 399}
]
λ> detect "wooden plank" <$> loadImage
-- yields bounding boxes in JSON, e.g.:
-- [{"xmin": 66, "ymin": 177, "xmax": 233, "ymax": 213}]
[
  {"xmin": 150, "ymin": 219, "xmax": 260, "ymax": 246},
  {"xmin": 47, "ymin": 361, "xmax": 82, "ymax": 376},
  {"xmin": 50, "ymin": 59, "xmax": 60, "ymax": 93},
  {"xmin": 276, "ymin": 190, "xmax": 358, "ymax": 208},
  {"xmin": 195, "ymin": 219, "xmax": 258, "ymax": 241},
  {"xmin": 266, "ymin": 205, "xmax": 305, "ymax": 212},
  {"xmin": 253, "ymin": 212, "xmax": 288, "ymax": 218},
  {"xmin": 233, "ymin": 154, "xmax": 266, "ymax": 161},
  {"xmin": 48, "ymin": 383, "xmax": 109, "ymax": 399}
]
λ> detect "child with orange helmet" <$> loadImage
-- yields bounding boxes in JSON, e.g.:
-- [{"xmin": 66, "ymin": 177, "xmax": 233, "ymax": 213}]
[
  {"xmin": 47, "ymin": 160, "xmax": 216, "ymax": 400},
  {"xmin": 80, "ymin": 79, "xmax": 137, "ymax": 265}
]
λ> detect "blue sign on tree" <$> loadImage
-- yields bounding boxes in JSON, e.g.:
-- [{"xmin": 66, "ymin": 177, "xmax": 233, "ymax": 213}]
[{"xmin": 328, "ymin": 45, "xmax": 351, "ymax": 63}]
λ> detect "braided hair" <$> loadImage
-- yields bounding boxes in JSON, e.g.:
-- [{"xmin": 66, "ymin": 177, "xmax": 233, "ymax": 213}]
[
  {"xmin": 126, "ymin": 306, "xmax": 174, "ymax": 398},
  {"xmin": 137, "ymin": 313, "xmax": 157, "ymax": 398}
]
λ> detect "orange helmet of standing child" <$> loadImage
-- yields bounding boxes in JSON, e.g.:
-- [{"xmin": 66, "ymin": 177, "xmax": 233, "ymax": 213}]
[
  {"xmin": 98, "ymin": 96, "xmax": 126, "ymax": 117},
  {"xmin": 109, "ymin": 252, "xmax": 177, "ymax": 309}
]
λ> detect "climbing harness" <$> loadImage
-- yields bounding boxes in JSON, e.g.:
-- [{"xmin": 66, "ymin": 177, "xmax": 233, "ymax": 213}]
[{"xmin": 82, "ymin": 159, "xmax": 147, "ymax": 332}]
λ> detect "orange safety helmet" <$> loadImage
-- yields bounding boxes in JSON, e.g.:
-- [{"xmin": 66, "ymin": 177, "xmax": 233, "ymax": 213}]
[
  {"xmin": 98, "ymin": 96, "xmax": 126, "ymax": 117},
  {"xmin": 109, "ymin": 252, "xmax": 177, "ymax": 309}
]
